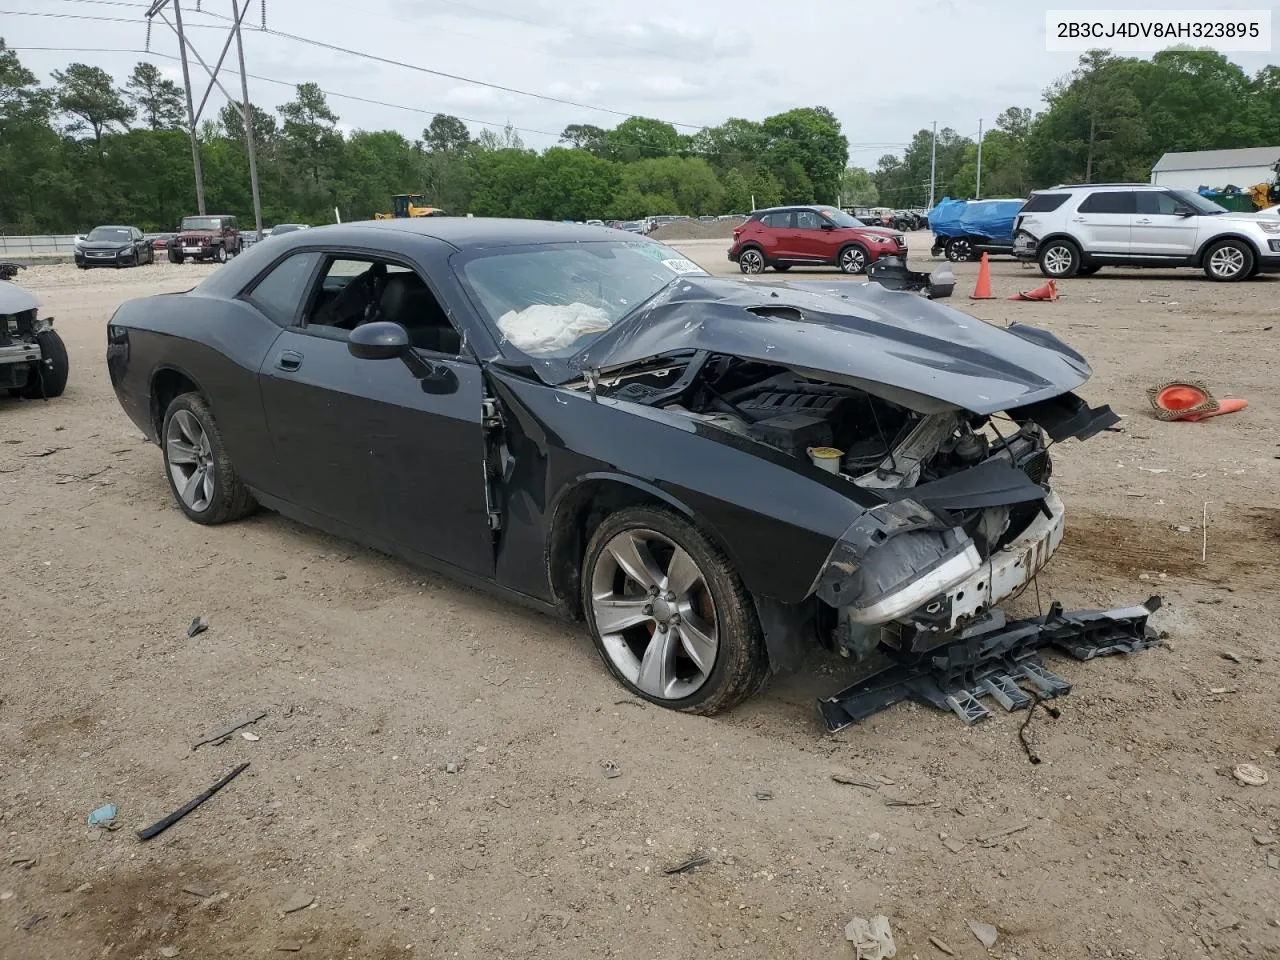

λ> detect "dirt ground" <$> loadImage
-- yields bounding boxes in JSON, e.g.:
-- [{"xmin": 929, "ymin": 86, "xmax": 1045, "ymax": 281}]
[{"xmin": 2, "ymin": 240, "xmax": 1279, "ymax": 960}]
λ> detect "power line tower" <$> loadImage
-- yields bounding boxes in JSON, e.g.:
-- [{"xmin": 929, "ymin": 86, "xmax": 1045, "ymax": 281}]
[{"xmin": 145, "ymin": 0, "xmax": 265, "ymax": 240}]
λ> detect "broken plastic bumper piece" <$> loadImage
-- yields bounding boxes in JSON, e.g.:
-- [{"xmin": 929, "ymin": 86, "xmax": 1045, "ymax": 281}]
[{"xmin": 817, "ymin": 595, "xmax": 1163, "ymax": 733}]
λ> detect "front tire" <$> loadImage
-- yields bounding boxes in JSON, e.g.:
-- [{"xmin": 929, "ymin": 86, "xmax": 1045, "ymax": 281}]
[
  {"xmin": 838, "ymin": 244, "xmax": 868, "ymax": 274},
  {"xmin": 1202, "ymin": 239, "xmax": 1253, "ymax": 282},
  {"xmin": 19, "ymin": 330, "xmax": 70, "ymax": 399},
  {"xmin": 582, "ymin": 505, "xmax": 768, "ymax": 714},
  {"xmin": 738, "ymin": 247, "xmax": 765, "ymax": 274},
  {"xmin": 945, "ymin": 238, "xmax": 973, "ymax": 262},
  {"xmin": 161, "ymin": 393, "xmax": 257, "ymax": 525},
  {"xmin": 1038, "ymin": 238, "xmax": 1081, "ymax": 278},
  {"xmin": 215, "ymin": 245, "xmax": 227, "ymax": 264}
]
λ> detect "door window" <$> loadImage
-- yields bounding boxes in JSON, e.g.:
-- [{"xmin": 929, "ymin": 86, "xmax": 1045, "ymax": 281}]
[
  {"xmin": 761, "ymin": 211, "xmax": 793, "ymax": 228},
  {"xmin": 1077, "ymin": 191, "xmax": 1136, "ymax": 214},
  {"xmin": 794, "ymin": 210, "xmax": 825, "ymax": 230},
  {"xmin": 304, "ymin": 256, "xmax": 462, "ymax": 354},
  {"xmin": 245, "ymin": 251, "xmax": 322, "ymax": 326},
  {"xmin": 1135, "ymin": 192, "xmax": 1182, "ymax": 215}
]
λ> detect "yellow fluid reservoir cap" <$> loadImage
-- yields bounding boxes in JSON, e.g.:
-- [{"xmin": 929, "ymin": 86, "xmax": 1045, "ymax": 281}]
[{"xmin": 807, "ymin": 447, "xmax": 842, "ymax": 459}]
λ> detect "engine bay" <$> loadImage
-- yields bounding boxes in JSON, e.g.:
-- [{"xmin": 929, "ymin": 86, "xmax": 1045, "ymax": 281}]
[{"xmin": 575, "ymin": 352, "xmax": 1054, "ymax": 559}]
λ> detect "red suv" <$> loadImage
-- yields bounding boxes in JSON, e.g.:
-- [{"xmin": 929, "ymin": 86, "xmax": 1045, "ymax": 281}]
[{"xmin": 728, "ymin": 205, "xmax": 908, "ymax": 275}]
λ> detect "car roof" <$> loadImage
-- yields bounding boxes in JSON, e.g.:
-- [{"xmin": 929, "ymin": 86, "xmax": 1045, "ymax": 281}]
[
  {"xmin": 297, "ymin": 217, "xmax": 631, "ymax": 249},
  {"xmin": 1037, "ymin": 183, "xmax": 1161, "ymax": 192},
  {"xmin": 93, "ymin": 224, "xmax": 134, "ymax": 230}
]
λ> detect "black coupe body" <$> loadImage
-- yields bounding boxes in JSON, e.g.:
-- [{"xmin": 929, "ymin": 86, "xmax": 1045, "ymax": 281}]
[{"xmin": 106, "ymin": 218, "xmax": 1116, "ymax": 713}]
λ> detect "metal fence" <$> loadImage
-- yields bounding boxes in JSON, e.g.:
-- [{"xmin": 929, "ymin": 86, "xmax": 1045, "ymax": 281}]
[{"xmin": 0, "ymin": 235, "xmax": 81, "ymax": 255}]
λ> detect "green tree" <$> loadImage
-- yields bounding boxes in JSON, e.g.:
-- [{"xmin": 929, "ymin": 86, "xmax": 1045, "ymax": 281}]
[
  {"xmin": 691, "ymin": 117, "xmax": 765, "ymax": 171},
  {"xmin": 618, "ymin": 156, "xmax": 724, "ymax": 215},
  {"xmin": 533, "ymin": 148, "xmax": 619, "ymax": 220},
  {"xmin": 559, "ymin": 122, "xmax": 606, "ymax": 154},
  {"xmin": 760, "ymin": 107, "xmax": 847, "ymax": 203},
  {"xmin": 466, "ymin": 147, "xmax": 539, "ymax": 217},
  {"xmin": 219, "ymin": 100, "xmax": 278, "ymax": 149},
  {"xmin": 0, "ymin": 41, "xmax": 69, "ymax": 232},
  {"xmin": 278, "ymin": 82, "xmax": 341, "ymax": 186},
  {"xmin": 51, "ymin": 62, "xmax": 134, "ymax": 146},
  {"xmin": 125, "ymin": 62, "xmax": 185, "ymax": 130},
  {"xmin": 473, "ymin": 122, "xmax": 524, "ymax": 152},
  {"xmin": 424, "ymin": 114, "xmax": 470, "ymax": 154},
  {"xmin": 838, "ymin": 166, "xmax": 877, "ymax": 205},
  {"xmin": 604, "ymin": 117, "xmax": 681, "ymax": 162},
  {"xmin": 719, "ymin": 167, "xmax": 752, "ymax": 213}
]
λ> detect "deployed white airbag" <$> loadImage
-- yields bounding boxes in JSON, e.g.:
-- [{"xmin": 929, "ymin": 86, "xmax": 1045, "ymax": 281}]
[{"xmin": 497, "ymin": 302, "xmax": 612, "ymax": 354}]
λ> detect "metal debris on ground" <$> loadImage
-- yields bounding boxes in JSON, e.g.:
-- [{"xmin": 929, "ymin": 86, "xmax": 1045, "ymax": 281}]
[
  {"xmin": 136, "ymin": 762, "xmax": 250, "ymax": 841},
  {"xmin": 600, "ymin": 759, "xmax": 621, "ymax": 779},
  {"xmin": 445, "ymin": 762, "xmax": 458, "ymax": 774},
  {"xmin": 9, "ymin": 855, "xmax": 37, "ymax": 869},
  {"xmin": 240, "ymin": 731, "xmax": 260, "ymax": 742},
  {"xmin": 182, "ymin": 885, "xmax": 217, "ymax": 899},
  {"xmin": 663, "ymin": 854, "xmax": 710, "ymax": 875},
  {"xmin": 1252, "ymin": 834, "xmax": 1277, "ymax": 846},
  {"xmin": 275, "ymin": 943, "xmax": 304, "ymax": 953},
  {"xmin": 158, "ymin": 947, "xmax": 179, "ymax": 958},
  {"xmin": 1232, "ymin": 763, "xmax": 1269, "ymax": 786},
  {"xmin": 186, "ymin": 616, "xmax": 208, "ymax": 638},
  {"xmin": 845, "ymin": 914, "xmax": 897, "ymax": 960},
  {"xmin": 281, "ymin": 891, "xmax": 315, "ymax": 914},
  {"xmin": 754, "ymin": 790, "xmax": 773, "ymax": 801},
  {"xmin": 86, "ymin": 803, "xmax": 117, "ymax": 828},
  {"xmin": 929, "ymin": 935, "xmax": 956, "ymax": 955},
  {"xmin": 22, "ymin": 913, "xmax": 46, "ymax": 931},
  {"xmin": 1017, "ymin": 692, "xmax": 1061, "ymax": 765},
  {"xmin": 832, "ymin": 773, "xmax": 879, "ymax": 790},
  {"xmin": 819, "ymin": 597, "xmax": 1163, "ymax": 732},
  {"xmin": 966, "ymin": 919, "xmax": 998, "ymax": 948},
  {"xmin": 21, "ymin": 447, "xmax": 68, "ymax": 458},
  {"xmin": 975, "ymin": 823, "xmax": 1030, "ymax": 846},
  {"xmin": 1221, "ymin": 652, "xmax": 1242, "ymax": 664},
  {"xmin": 191, "ymin": 710, "xmax": 267, "ymax": 751}
]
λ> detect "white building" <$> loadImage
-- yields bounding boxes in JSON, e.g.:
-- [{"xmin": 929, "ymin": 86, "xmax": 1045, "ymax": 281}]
[{"xmin": 1150, "ymin": 146, "xmax": 1280, "ymax": 191}]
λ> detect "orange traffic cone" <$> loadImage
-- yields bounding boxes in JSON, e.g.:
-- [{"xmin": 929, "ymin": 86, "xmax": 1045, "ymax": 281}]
[
  {"xmin": 1146, "ymin": 379, "xmax": 1248, "ymax": 422},
  {"xmin": 1008, "ymin": 279, "xmax": 1057, "ymax": 301},
  {"xmin": 970, "ymin": 252, "xmax": 994, "ymax": 299}
]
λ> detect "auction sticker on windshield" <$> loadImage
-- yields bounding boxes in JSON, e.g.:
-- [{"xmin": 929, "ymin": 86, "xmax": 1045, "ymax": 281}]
[{"xmin": 662, "ymin": 258, "xmax": 707, "ymax": 275}]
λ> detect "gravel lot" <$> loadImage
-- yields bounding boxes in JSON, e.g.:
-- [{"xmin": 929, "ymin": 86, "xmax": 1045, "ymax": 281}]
[{"xmin": 2, "ymin": 241, "xmax": 1278, "ymax": 960}]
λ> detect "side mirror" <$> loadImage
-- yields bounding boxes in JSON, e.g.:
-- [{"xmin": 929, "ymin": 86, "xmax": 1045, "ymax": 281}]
[
  {"xmin": 1176, "ymin": 207, "xmax": 1195, "ymax": 218},
  {"xmin": 348, "ymin": 321, "xmax": 409, "ymax": 360},
  {"xmin": 820, "ymin": 222, "xmax": 836, "ymax": 230}
]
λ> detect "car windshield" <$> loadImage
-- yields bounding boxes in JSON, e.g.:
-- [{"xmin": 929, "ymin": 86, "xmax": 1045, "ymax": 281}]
[
  {"xmin": 455, "ymin": 239, "xmax": 708, "ymax": 360},
  {"xmin": 1166, "ymin": 190, "xmax": 1228, "ymax": 215},
  {"xmin": 87, "ymin": 227, "xmax": 131, "ymax": 242},
  {"xmin": 817, "ymin": 207, "xmax": 865, "ymax": 227},
  {"xmin": 181, "ymin": 217, "xmax": 222, "ymax": 230}
]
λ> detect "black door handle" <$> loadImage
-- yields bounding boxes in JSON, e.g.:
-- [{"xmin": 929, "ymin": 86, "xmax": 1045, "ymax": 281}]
[{"xmin": 276, "ymin": 350, "xmax": 303, "ymax": 372}]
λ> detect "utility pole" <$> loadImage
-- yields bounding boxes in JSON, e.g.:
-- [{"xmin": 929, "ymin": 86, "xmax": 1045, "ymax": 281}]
[
  {"xmin": 147, "ymin": 0, "xmax": 265, "ymax": 236},
  {"xmin": 928, "ymin": 120, "xmax": 938, "ymax": 208},
  {"xmin": 230, "ymin": 0, "xmax": 263, "ymax": 241},
  {"xmin": 151, "ymin": 0, "xmax": 206, "ymax": 214},
  {"xmin": 975, "ymin": 117, "xmax": 983, "ymax": 199}
]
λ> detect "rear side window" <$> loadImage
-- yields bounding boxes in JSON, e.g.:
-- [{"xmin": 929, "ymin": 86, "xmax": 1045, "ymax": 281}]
[
  {"xmin": 761, "ymin": 211, "xmax": 792, "ymax": 228},
  {"xmin": 1023, "ymin": 193, "xmax": 1069, "ymax": 212},
  {"xmin": 246, "ymin": 251, "xmax": 322, "ymax": 326},
  {"xmin": 1078, "ymin": 191, "xmax": 1136, "ymax": 214}
]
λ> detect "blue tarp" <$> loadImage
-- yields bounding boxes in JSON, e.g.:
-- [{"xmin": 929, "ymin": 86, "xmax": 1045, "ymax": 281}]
[{"xmin": 927, "ymin": 197, "xmax": 1025, "ymax": 242}]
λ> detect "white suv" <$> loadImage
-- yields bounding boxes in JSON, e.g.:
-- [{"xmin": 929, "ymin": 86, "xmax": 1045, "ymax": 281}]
[{"xmin": 1013, "ymin": 184, "xmax": 1280, "ymax": 282}]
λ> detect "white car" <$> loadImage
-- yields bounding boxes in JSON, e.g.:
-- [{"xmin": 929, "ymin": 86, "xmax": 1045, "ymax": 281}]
[{"xmin": 1012, "ymin": 183, "xmax": 1280, "ymax": 281}]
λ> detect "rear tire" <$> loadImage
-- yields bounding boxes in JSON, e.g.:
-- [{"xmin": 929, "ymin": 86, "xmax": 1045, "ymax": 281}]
[
  {"xmin": 19, "ymin": 330, "xmax": 70, "ymax": 399},
  {"xmin": 161, "ymin": 393, "xmax": 257, "ymax": 525},
  {"xmin": 944, "ymin": 238, "xmax": 973, "ymax": 262},
  {"xmin": 1038, "ymin": 238, "xmax": 1081, "ymax": 278},
  {"xmin": 581, "ymin": 505, "xmax": 769, "ymax": 714},
  {"xmin": 1202, "ymin": 239, "xmax": 1253, "ymax": 282},
  {"xmin": 738, "ymin": 247, "xmax": 765, "ymax": 275}
]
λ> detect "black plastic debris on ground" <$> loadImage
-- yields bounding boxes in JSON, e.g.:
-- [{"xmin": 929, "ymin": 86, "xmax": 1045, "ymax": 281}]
[{"xmin": 818, "ymin": 596, "xmax": 1163, "ymax": 733}]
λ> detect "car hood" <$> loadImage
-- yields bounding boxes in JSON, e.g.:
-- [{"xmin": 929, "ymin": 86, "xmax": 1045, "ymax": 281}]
[
  {"xmin": 178, "ymin": 229, "xmax": 219, "ymax": 238},
  {"xmin": 0, "ymin": 281, "xmax": 39, "ymax": 314},
  {"xmin": 566, "ymin": 276, "xmax": 1093, "ymax": 415}
]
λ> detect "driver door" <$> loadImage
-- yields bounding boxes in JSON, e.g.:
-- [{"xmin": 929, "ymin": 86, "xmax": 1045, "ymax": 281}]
[
  {"xmin": 792, "ymin": 208, "xmax": 833, "ymax": 261},
  {"xmin": 256, "ymin": 250, "xmax": 495, "ymax": 577}
]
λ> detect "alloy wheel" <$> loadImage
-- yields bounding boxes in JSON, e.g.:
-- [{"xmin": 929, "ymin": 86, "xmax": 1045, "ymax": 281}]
[
  {"xmin": 1208, "ymin": 245, "xmax": 1245, "ymax": 279},
  {"xmin": 840, "ymin": 247, "xmax": 866, "ymax": 273},
  {"xmin": 165, "ymin": 409, "xmax": 216, "ymax": 513},
  {"xmin": 590, "ymin": 528, "xmax": 719, "ymax": 701},
  {"xmin": 946, "ymin": 239, "xmax": 972, "ymax": 262},
  {"xmin": 1042, "ymin": 244, "xmax": 1074, "ymax": 275},
  {"xmin": 739, "ymin": 249, "xmax": 764, "ymax": 274}
]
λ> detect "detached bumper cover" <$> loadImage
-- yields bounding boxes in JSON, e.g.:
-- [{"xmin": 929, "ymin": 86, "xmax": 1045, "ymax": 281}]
[{"xmin": 818, "ymin": 595, "xmax": 1163, "ymax": 732}]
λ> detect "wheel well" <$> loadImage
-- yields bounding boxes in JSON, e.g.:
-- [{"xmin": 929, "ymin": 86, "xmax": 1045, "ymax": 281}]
[
  {"xmin": 1037, "ymin": 233, "xmax": 1080, "ymax": 252},
  {"xmin": 150, "ymin": 368, "xmax": 199, "ymax": 435},
  {"xmin": 546, "ymin": 479, "xmax": 692, "ymax": 620},
  {"xmin": 1194, "ymin": 233, "xmax": 1259, "ymax": 265}
]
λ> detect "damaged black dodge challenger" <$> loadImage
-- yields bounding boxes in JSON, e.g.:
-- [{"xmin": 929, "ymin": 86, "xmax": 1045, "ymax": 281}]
[{"xmin": 106, "ymin": 219, "xmax": 1161, "ymax": 725}]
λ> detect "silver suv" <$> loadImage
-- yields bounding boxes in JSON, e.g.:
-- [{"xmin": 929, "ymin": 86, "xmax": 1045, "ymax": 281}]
[{"xmin": 1013, "ymin": 184, "xmax": 1280, "ymax": 282}]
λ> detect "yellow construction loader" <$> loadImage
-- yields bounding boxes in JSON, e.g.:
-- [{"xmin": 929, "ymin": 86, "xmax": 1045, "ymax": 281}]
[{"xmin": 374, "ymin": 194, "xmax": 447, "ymax": 219}]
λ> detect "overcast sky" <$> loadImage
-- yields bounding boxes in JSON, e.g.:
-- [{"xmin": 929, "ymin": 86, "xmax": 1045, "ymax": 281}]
[{"xmin": 8, "ymin": 0, "xmax": 1276, "ymax": 164}]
